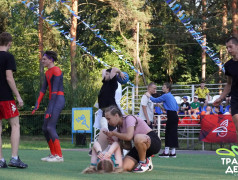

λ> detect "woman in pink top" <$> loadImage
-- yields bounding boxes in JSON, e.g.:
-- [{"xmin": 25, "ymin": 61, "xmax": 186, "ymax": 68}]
[{"xmin": 104, "ymin": 106, "xmax": 161, "ymax": 173}]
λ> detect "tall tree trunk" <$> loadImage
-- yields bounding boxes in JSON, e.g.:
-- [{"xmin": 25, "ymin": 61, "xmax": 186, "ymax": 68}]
[
  {"xmin": 232, "ymin": 0, "xmax": 238, "ymax": 36},
  {"xmin": 220, "ymin": 0, "xmax": 228, "ymax": 93},
  {"xmin": 222, "ymin": 0, "xmax": 228, "ymax": 34},
  {"xmin": 201, "ymin": 0, "xmax": 207, "ymax": 81},
  {"xmin": 70, "ymin": 0, "xmax": 78, "ymax": 90},
  {"xmin": 136, "ymin": 22, "xmax": 147, "ymax": 86},
  {"xmin": 39, "ymin": 0, "xmax": 44, "ymax": 87},
  {"xmin": 133, "ymin": 19, "xmax": 139, "ymax": 97},
  {"xmin": 169, "ymin": 49, "xmax": 173, "ymax": 83}
]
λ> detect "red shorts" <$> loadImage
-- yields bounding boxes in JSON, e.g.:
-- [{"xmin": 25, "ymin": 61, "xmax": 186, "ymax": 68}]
[{"xmin": 0, "ymin": 100, "xmax": 19, "ymax": 120}]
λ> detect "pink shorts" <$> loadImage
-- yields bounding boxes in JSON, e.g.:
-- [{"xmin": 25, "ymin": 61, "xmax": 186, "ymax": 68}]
[{"xmin": 0, "ymin": 100, "xmax": 19, "ymax": 120}]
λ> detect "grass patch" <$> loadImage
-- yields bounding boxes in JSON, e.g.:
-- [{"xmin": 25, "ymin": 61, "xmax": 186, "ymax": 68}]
[
  {"xmin": 2, "ymin": 135, "xmax": 235, "ymax": 151},
  {"xmin": 0, "ymin": 149, "xmax": 236, "ymax": 180},
  {"xmin": 2, "ymin": 136, "xmax": 90, "ymax": 150}
]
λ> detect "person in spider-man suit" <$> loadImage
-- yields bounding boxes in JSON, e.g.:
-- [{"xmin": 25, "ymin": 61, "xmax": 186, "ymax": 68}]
[{"xmin": 32, "ymin": 51, "xmax": 65, "ymax": 162}]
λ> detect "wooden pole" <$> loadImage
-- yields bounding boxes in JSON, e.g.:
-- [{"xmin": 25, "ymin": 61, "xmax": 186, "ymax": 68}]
[{"xmin": 38, "ymin": 0, "xmax": 44, "ymax": 87}]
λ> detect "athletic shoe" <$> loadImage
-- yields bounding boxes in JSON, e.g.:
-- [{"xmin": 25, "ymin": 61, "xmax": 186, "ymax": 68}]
[
  {"xmin": 41, "ymin": 154, "xmax": 55, "ymax": 161},
  {"xmin": 169, "ymin": 153, "xmax": 177, "ymax": 158},
  {"xmin": 46, "ymin": 155, "xmax": 64, "ymax": 162},
  {"xmin": 147, "ymin": 157, "xmax": 153, "ymax": 171},
  {"xmin": 8, "ymin": 156, "xmax": 28, "ymax": 168},
  {"xmin": 158, "ymin": 152, "xmax": 169, "ymax": 158},
  {"xmin": 0, "ymin": 160, "xmax": 7, "ymax": 168},
  {"xmin": 133, "ymin": 162, "xmax": 149, "ymax": 173}
]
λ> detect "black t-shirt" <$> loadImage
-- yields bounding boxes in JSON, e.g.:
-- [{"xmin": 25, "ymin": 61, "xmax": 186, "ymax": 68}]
[
  {"xmin": 180, "ymin": 102, "xmax": 190, "ymax": 111},
  {"xmin": 0, "ymin": 51, "xmax": 16, "ymax": 101},
  {"xmin": 224, "ymin": 59, "xmax": 238, "ymax": 99},
  {"xmin": 98, "ymin": 75, "xmax": 118, "ymax": 109}
]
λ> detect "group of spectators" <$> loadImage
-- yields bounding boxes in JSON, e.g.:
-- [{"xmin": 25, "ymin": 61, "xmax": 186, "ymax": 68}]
[
  {"xmin": 179, "ymin": 96, "xmax": 231, "ymax": 116},
  {"xmin": 179, "ymin": 81, "xmax": 231, "ymax": 116},
  {"xmin": 150, "ymin": 82, "xmax": 232, "ymax": 127}
]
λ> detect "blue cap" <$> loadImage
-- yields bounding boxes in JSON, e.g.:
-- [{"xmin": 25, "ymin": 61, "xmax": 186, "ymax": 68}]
[{"xmin": 183, "ymin": 96, "xmax": 188, "ymax": 100}]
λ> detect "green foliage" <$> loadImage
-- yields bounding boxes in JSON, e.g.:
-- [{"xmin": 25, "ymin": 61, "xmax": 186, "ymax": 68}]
[
  {"xmin": 147, "ymin": 0, "xmax": 231, "ymax": 84},
  {"xmin": 0, "ymin": 0, "xmax": 234, "ymax": 114},
  {"xmin": 6, "ymin": 3, "xmax": 40, "ymax": 110}
]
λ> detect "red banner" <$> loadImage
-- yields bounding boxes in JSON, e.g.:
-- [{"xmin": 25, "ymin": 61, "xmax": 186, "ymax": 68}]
[{"xmin": 199, "ymin": 115, "xmax": 237, "ymax": 143}]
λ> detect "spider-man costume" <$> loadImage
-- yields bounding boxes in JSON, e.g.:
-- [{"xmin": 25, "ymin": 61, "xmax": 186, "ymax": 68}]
[{"xmin": 32, "ymin": 66, "xmax": 65, "ymax": 157}]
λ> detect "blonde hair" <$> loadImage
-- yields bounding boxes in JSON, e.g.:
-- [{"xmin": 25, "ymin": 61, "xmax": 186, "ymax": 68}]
[
  {"xmin": 97, "ymin": 159, "xmax": 114, "ymax": 173},
  {"xmin": 82, "ymin": 159, "xmax": 114, "ymax": 174},
  {"xmin": 105, "ymin": 106, "xmax": 123, "ymax": 117},
  {"xmin": 82, "ymin": 166, "xmax": 97, "ymax": 174}
]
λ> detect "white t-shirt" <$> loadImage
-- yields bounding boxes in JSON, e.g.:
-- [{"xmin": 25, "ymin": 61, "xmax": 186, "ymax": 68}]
[
  {"xmin": 115, "ymin": 82, "xmax": 124, "ymax": 115},
  {"xmin": 139, "ymin": 94, "xmax": 154, "ymax": 122}
]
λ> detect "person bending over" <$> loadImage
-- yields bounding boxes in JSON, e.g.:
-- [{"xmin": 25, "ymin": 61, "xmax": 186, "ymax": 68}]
[{"xmin": 104, "ymin": 106, "xmax": 161, "ymax": 173}]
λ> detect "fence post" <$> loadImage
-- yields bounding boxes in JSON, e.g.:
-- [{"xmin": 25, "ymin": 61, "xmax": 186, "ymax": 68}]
[
  {"xmin": 157, "ymin": 115, "xmax": 161, "ymax": 138},
  {"xmin": 126, "ymin": 86, "xmax": 129, "ymax": 113},
  {"xmin": 132, "ymin": 86, "xmax": 135, "ymax": 115},
  {"xmin": 192, "ymin": 84, "xmax": 195, "ymax": 100}
]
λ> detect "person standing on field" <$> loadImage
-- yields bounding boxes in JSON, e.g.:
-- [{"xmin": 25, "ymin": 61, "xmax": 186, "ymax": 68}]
[
  {"xmin": 214, "ymin": 37, "xmax": 238, "ymax": 142},
  {"xmin": 0, "ymin": 32, "xmax": 28, "ymax": 168}
]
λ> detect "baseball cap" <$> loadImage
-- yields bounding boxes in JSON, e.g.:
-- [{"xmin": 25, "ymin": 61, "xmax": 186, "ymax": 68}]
[{"xmin": 183, "ymin": 96, "xmax": 188, "ymax": 100}]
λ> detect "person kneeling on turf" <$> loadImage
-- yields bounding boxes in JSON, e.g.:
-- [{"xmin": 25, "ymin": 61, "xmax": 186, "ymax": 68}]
[{"xmin": 104, "ymin": 106, "xmax": 161, "ymax": 173}]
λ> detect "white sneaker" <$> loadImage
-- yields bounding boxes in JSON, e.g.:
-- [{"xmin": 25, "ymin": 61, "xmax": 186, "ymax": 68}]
[
  {"xmin": 133, "ymin": 163, "xmax": 149, "ymax": 173},
  {"xmin": 41, "ymin": 154, "xmax": 55, "ymax": 162},
  {"xmin": 46, "ymin": 155, "xmax": 64, "ymax": 162},
  {"xmin": 147, "ymin": 157, "xmax": 153, "ymax": 171}
]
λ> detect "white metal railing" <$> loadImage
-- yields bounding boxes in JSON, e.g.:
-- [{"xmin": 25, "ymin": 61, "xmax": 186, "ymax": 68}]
[
  {"xmin": 155, "ymin": 114, "xmax": 203, "ymax": 149},
  {"xmin": 155, "ymin": 114, "xmax": 201, "ymax": 139},
  {"xmin": 121, "ymin": 83, "xmax": 226, "ymax": 115},
  {"xmin": 92, "ymin": 84, "xmax": 225, "ymax": 148}
]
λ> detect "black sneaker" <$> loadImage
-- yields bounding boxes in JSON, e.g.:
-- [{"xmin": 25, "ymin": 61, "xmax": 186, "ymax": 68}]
[
  {"xmin": 0, "ymin": 160, "xmax": 7, "ymax": 168},
  {"xmin": 8, "ymin": 156, "xmax": 28, "ymax": 168},
  {"xmin": 158, "ymin": 152, "xmax": 169, "ymax": 158},
  {"xmin": 169, "ymin": 153, "xmax": 176, "ymax": 158}
]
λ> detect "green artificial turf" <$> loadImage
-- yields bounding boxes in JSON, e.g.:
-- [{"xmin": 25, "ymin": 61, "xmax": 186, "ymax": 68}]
[{"xmin": 0, "ymin": 149, "xmax": 237, "ymax": 180}]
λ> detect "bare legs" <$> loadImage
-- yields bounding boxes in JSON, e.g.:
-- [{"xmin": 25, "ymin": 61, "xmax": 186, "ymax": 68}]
[
  {"xmin": 9, "ymin": 116, "xmax": 20, "ymax": 157},
  {"xmin": 0, "ymin": 116, "xmax": 20, "ymax": 159},
  {"xmin": 91, "ymin": 128, "xmax": 122, "ymax": 167},
  {"xmin": 123, "ymin": 134, "xmax": 151, "ymax": 171}
]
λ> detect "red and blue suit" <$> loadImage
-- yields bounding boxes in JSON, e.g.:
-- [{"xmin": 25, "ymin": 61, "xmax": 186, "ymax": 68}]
[{"xmin": 32, "ymin": 66, "xmax": 65, "ymax": 157}]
